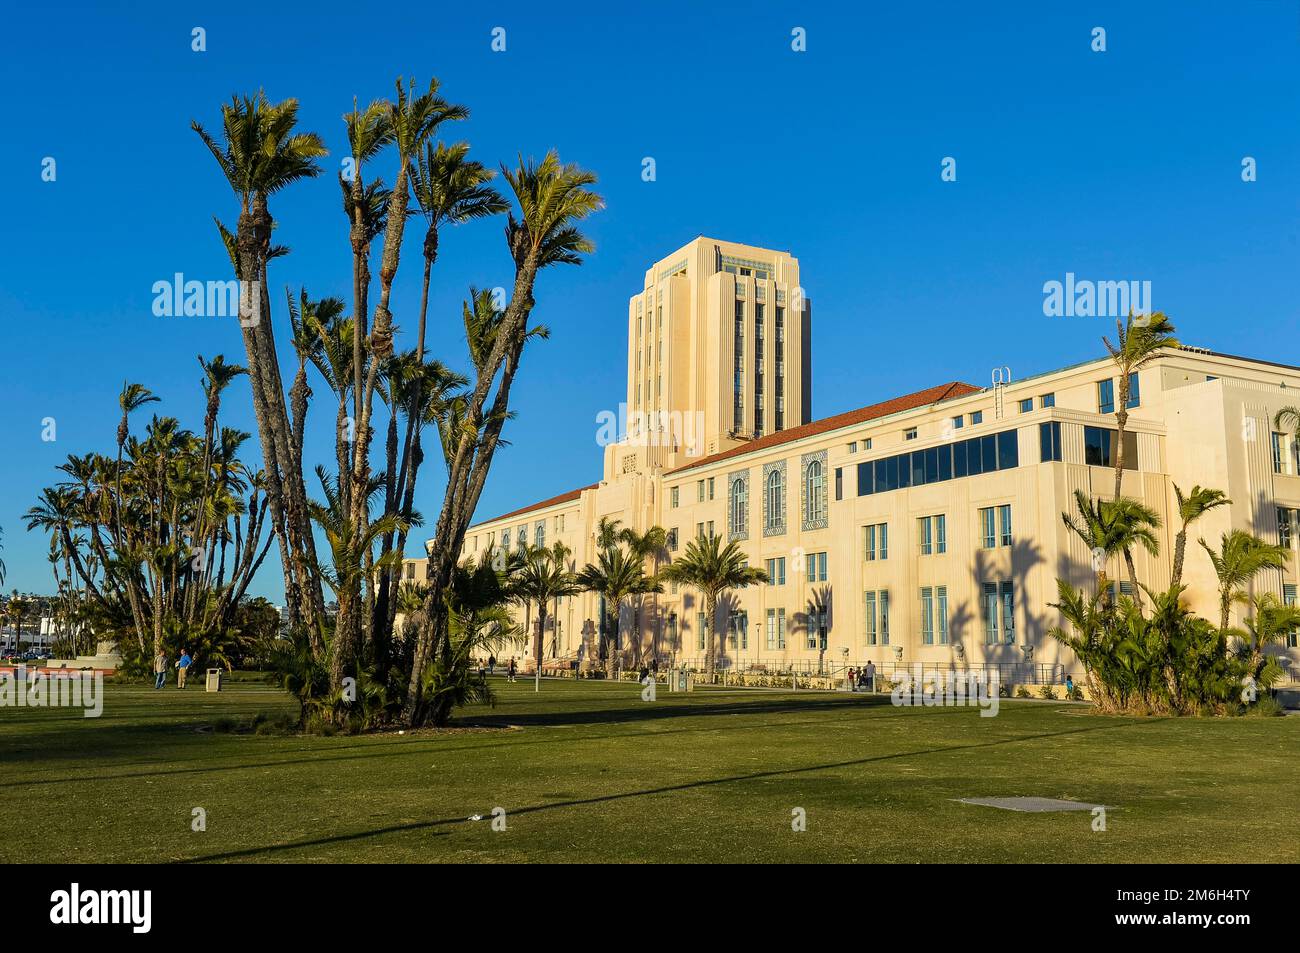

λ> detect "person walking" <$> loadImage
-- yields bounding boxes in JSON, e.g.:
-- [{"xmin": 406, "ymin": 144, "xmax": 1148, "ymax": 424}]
[
  {"xmin": 153, "ymin": 650, "xmax": 168, "ymax": 690},
  {"xmin": 176, "ymin": 648, "xmax": 193, "ymax": 689},
  {"xmin": 1065, "ymin": 674, "xmax": 1075, "ymax": 697},
  {"xmin": 488, "ymin": 655, "xmax": 497, "ymax": 676},
  {"xmin": 507, "ymin": 658, "xmax": 517, "ymax": 683},
  {"xmin": 865, "ymin": 659, "xmax": 877, "ymax": 693}
]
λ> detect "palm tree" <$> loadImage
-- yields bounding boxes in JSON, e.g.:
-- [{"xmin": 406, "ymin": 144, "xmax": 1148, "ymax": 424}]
[
  {"xmin": 1102, "ymin": 311, "xmax": 1178, "ymax": 499},
  {"xmin": 512, "ymin": 542, "xmax": 581, "ymax": 691},
  {"xmin": 577, "ymin": 545, "xmax": 662, "ymax": 677},
  {"xmin": 405, "ymin": 152, "xmax": 602, "ymax": 725},
  {"xmin": 114, "ymin": 383, "xmax": 159, "ymax": 540},
  {"xmin": 1200, "ymin": 530, "xmax": 1290, "ymax": 632},
  {"xmin": 1237, "ymin": 592, "xmax": 1300, "ymax": 682},
  {"xmin": 1062, "ymin": 489, "xmax": 1140, "ymax": 606},
  {"xmin": 1106, "ymin": 497, "xmax": 1162, "ymax": 608},
  {"xmin": 192, "ymin": 91, "xmax": 328, "ymax": 645},
  {"xmin": 1170, "ymin": 484, "xmax": 1230, "ymax": 588},
  {"xmin": 659, "ymin": 535, "xmax": 768, "ymax": 675},
  {"xmin": 618, "ymin": 525, "xmax": 668, "ymax": 665}
]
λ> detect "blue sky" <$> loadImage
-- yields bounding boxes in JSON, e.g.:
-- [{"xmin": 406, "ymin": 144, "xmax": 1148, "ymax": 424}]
[{"xmin": 2, "ymin": 1, "xmax": 1298, "ymax": 599}]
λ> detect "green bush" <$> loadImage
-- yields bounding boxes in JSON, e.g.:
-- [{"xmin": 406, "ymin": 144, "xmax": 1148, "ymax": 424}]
[
  {"xmin": 1038, "ymin": 684, "xmax": 1057, "ymax": 700},
  {"xmin": 1015, "ymin": 686, "xmax": 1032, "ymax": 699}
]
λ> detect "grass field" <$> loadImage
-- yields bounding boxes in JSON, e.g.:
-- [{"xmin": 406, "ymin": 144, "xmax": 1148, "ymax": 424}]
[{"xmin": 3, "ymin": 676, "xmax": 1296, "ymax": 863}]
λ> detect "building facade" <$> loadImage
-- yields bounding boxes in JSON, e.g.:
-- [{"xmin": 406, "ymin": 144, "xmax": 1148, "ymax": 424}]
[{"xmin": 408, "ymin": 238, "xmax": 1300, "ymax": 679}]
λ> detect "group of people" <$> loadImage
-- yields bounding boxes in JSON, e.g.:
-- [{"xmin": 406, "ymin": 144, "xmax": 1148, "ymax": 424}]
[
  {"xmin": 151, "ymin": 649, "xmax": 194, "ymax": 689},
  {"xmin": 476, "ymin": 656, "xmax": 519, "ymax": 686},
  {"xmin": 846, "ymin": 660, "xmax": 877, "ymax": 693}
]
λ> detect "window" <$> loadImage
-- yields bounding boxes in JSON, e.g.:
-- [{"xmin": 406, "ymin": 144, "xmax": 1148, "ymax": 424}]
[
  {"xmin": 557, "ymin": 514, "xmax": 565, "ymax": 533},
  {"xmin": 696, "ymin": 522, "xmax": 705, "ymax": 539},
  {"xmin": 501, "ymin": 529, "xmax": 510, "ymax": 551},
  {"xmin": 880, "ymin": 591, "xmax": 890, "ymax": 645},
  {"xmin": 1285, "ymin": 584, "xmax": 1298, "ymax": 648},
  {"xmin": 1040, "ymin": 393, "xmax": 1055, "ymax": 408},
  {"xmin": 671, "ymin": 486, "xmax": 679, "ymax": 509},
  {"xmin": 517, "ymin": 527, "xmax": 528, "ymax": 552},
  {"xmin": 807, "ymin": 607, "xmax": 826, "ymax": 650},
  {"xmin": 904, "ymin": 427, "xmax": 918, "ymax": 441},
  {"xmin": 970, "ymin": 411, "xmax": 983, "ymax": 425},
  {"xmin": 729, "ymin": 477, "xmax": 748, "ymax": 536},
  {"xmin": 1039, "ymin": 421, "xmax": 1062, "ymax": 462},
  {"xmin": 979, "ymin": 507, "xmax": 996, "ymax": 548},
  {"xmin": 849, "ymin": 441, "xmax": 857, "ymax": 453},
  {"xmin": 1084, "ymin": 425, "xmax": 1138, "ymax": 469},
  {"xmin": 807, "ymin": 551, "xmax": 828, "ymax": 582},
  {"xmin": 918, "ymin": 515, "xmax": 946, "ymax": 555},
  {"xmin": 865, "ymin": 438, "xmax": 873, "ymax": 449},
  {"xmin": 766, "ymin": 608, "xmax": 787, "ymax": 649},
  {"xmin": 765, "ymin": 469, "xmax": 785, "ymax": 530},
  {"xmin": 1278, "ymin": 507, "xmax": 1295, "ymax": 549},
  {"xmin": 921, "ymin": 587, "xmax": 935, "ymax": 644},
  {"xmin": 804, "ymin": 460, "xmax": 827, "ymax": 524},
  {"xmin": 937, "ymin": 586, "xmax": 949, "ymax": 644},
  {"xmin": 863, "ymin": 522, "xmax": 888, "ymax": 561},
  {"xmin": 863, "ymin": 591, "xmax": 891, "ymax": 645},
  {"xmin": 535, "ymin": 521, "xmax": 545, "ymax": 548},
  {"xmin": 1272, "ymin": 433, "xmax": 1287, "ymax": 474},
  {"xmin": 765, "ymin": 557, "xmax": 787, "ymax": 586},
  {"xmin": 864, "ymin": 591, "xmax": 877, "ymax": 645},
  {"xmin": 835, "ymin": 467, "xmax": 843, "ymax": 501},
  {"xmin": 708, "ymin": 478, "xmax": 715, "ymax": 500},
  {"xmin": 982, "ymin": 583, "xmax": 999, "ymax": 644},
  {"xmin": 1001, "ymin": 582, "xmax": 1015, "ymax": 644},
  {"xmin": 998, "ymin": 505, "xmax": 1012, "ymax": 546},
  {"xmin": 667, "ymin": 528, "xmax": 679, "ymax": 551},
  {"xmin": 1018, "ymin": 398, "xmax": 1033, "ymax": 414},
  {"xmin": 405, "ymin": 563, "xmax": 415, "ymax": 580},
  {"xmin": 697, "ymin": 612, "xmax": 707, "ymax": 652},
  {"xmin": 707, "ymin": 520, "xmax": 715, "ymax": 538},
  {"xmin": 1098, "ymin": 379, "xmax": 1115, "ymax": 414},
  {"xmin": 951, "ymin": 415, "xmax": 964, "ymax": 431},
  {"xmin": 728, "ymin": 610, "xmax": 748, "ymax": 650},
  {"xmin": 697, "ymin": 480, "xmax": 705, "ymax": 502},
  {"xmin": 1126, "ymin": 372, "xmax": 1141, "ymax": 409}
]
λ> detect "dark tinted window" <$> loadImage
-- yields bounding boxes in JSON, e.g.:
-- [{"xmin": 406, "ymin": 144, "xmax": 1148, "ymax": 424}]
[
  {"xmin": 1039, "ymin": 421, "xmax": 1061, "ymax": 462},
  {"xmin": 997, "ymin": 430, "xmax": 1018, "ymax": 469}
]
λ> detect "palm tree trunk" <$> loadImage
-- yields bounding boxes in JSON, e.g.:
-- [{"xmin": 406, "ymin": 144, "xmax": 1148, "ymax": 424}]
[
  {"xmin": 1171, "ymin": 528, "xmax": 1187, "ymax": 588},
  {"xmin": 706, "ymin": 592, "xmax": 718, "ymax": 676},
  {"xmin": 1113, "ymin": 371, "xmax": 1129, "ymax": 500},
  {"xmin": 534, "ymin": 603, "xmax": 546, "ymax": 693}
]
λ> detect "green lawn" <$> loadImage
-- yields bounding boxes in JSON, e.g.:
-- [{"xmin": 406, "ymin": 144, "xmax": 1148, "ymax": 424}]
[{"xmin": 3, "ymin": 677, "xmax": 1296, "ymax": 863}]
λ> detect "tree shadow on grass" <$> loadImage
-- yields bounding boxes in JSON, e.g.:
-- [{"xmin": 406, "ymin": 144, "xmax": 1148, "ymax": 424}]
[{"xmin": 178, "ymin": 717, "xmax": 1160, "ymax": 863}]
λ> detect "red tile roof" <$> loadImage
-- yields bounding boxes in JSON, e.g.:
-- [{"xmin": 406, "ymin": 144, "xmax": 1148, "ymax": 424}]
[
  {"xmin": 476, "ymin": 482, "xmax": 600, "ymax": 527},
  {"xmin": 665, "ymin": 381, "xmax": 981, "ymax": 476}
]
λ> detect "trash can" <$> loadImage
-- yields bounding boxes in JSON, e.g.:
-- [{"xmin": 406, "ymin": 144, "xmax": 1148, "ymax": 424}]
[{"xmin": 205, "ymin": 668, "xmax": 222, "ymax": 693}]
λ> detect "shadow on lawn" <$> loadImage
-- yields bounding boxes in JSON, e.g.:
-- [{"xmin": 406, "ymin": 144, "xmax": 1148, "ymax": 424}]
[{"xmin": 179, "ymin": 717, "xmax": 1158, "ymax": 863}]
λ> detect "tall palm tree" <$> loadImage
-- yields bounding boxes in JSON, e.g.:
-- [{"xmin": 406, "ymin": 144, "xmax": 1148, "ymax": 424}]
[
  {"xmin": 192, "ymin": 91, "xmax": 328, "ymax": 646},
  {"xmin": 1199, "ymin": 530, "xmax": 1290, "ymax": 632},
  {"xmin": 1062, "ymin": 489, "xmax": 1127, "ymax": 605},
  {"xmin": 618, "ymin": 525, "xmax": 668, "ymax": 665},
  {"xmin": 659, "ymin": 535, "xmax": 767, "ymax": 675},
  {"xmin": 512, "ymin": 542, "xmax": 581, "ymax": 691},
  {"xmin": 1102, "ymin": 311, "xmax": 1178, "ymax": 499},
  {"xmin": 1170, "ymin": 484, "xmax": 1230, "ymax": 588},
  {"xmin": 405, "ymin": 151, "xmax": 602, "ymax": 725},
  {"xmin": 577, "ymin": 545, "xmax": 661, "ymax": 677}
]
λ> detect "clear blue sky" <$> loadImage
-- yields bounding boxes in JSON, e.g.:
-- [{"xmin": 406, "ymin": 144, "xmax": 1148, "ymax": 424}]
[{"xmin": 2, "ymin": 1, "xmax": 1298, "ymax": 599}]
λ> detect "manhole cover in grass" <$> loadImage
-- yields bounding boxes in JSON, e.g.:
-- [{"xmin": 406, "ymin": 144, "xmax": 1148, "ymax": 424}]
[{"xmin": 955, "ymin": 796, "xmax": 1107, "ymax": 813}]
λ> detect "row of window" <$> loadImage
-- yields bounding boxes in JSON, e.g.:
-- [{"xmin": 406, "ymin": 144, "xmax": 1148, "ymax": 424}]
[
  {"xmin": 681, "ymin": 581, "xmax": 1298, "ymax": 652},
  {"xmin": 850, "ymin": 429, "xmax": 1019, "ymax": 499}
]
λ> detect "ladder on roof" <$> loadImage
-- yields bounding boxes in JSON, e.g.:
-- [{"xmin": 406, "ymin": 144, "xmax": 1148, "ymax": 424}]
[{"xmin": 992, "ymin": 366, "xmax": 1011, "ymax": 418}]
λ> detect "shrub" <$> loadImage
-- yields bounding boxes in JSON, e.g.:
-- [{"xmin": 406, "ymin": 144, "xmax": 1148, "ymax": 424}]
[
  {"xmin": 1038, "ymin": 684, "xmax": 1057, "ymax": 700},
  {"xmin": 1015, "ymin": 686, "xmax": 1032, "ymax": 699}
]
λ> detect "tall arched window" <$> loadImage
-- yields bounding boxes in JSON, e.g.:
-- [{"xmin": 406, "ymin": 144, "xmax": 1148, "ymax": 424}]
[
  {"xmin": 804, "ymin": 460, "xmax": 825, "ymax": 524},
  {"xmin": 766, "ymin": 469, "xmax": 785, "ymax": 530},
  {"xmin": 730, "ymin": 477, "xmax": 748, "ymax": 535}
]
